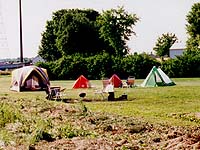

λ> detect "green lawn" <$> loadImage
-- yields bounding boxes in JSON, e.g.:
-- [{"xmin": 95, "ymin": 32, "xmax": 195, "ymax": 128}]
[
  {"xmin": 85, "ymin": 78, "xmax": 200, "ymax": 126},
  {"xmin": 1, "ymin": 75, "xmax": 200, "ymax": 126}
]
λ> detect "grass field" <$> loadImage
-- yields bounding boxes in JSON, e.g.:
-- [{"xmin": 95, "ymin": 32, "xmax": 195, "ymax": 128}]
[
  {"xmin": 1, "ymin": 75, "xmax": 200, "ymax": 126},
  {"xmin": 1, "ymin": 75, "xmax": 200, "ymax": 149}
]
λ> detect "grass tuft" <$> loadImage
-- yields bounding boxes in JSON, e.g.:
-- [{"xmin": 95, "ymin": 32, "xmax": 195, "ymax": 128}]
[{"xmin": 0, "ymin": 103, "xmax": 21, "ymax": 127}]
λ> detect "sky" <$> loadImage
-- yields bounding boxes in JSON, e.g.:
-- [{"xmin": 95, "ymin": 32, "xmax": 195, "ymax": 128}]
[{"xmin": 0, "ymin": 0, "xmax": 199, "ymax": 59}]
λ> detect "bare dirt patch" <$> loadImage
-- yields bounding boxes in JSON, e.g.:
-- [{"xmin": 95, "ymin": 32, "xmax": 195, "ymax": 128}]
[{"xmin": 2, "ymin": 101, "xmax": 200, "ymax": 150}]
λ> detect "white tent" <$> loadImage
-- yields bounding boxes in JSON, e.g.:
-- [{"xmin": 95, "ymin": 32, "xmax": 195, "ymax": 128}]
[{"xmin": 141, "ymin": 66, "xmax": 175, "ymax": 87}]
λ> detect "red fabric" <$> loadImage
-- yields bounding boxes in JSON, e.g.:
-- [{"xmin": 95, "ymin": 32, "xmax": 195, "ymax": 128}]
[
  {"xmin": 73, "ymin": 75, "xmax": 89, "ymax": 89},
  {"xmin": 109, "ymin": 74, "xmax": 122, "ymax": 88}
]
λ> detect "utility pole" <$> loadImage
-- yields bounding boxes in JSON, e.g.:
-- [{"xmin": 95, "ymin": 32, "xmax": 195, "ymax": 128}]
[{"xmin": 19, "ymin": 0, "xmax": 23, "ymax": 63}]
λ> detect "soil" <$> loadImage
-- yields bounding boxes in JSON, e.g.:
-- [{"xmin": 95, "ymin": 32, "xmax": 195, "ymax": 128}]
[{"xmin": 3, "ymin": 102, "xmax": 200, "ymax": 150}]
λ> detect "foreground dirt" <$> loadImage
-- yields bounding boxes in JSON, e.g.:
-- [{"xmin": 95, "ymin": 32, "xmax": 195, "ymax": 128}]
[
  {"xmin": 34, "ymin": 126, "xmax": 200, "ymax": 150},
  {"xmin": 3, "ymin": 101, "xmax": 200, "ymax": 150}
]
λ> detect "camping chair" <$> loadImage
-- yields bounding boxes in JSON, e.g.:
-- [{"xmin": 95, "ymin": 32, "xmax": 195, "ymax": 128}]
[
  {"xmin": 127, "ymin": 76, "xmax": 135, "ymax": 88},
  {"xmin": 102, "ymin": 79, "xmax": 110, "ymax": 92},
  {"xmin": 46, "ymin": 86, "xmax": 60, "ymax": 100},
  {"xmin": 46, "ymin": 86, "xmax": 66, "ymax": 100},
  {"xmin": 93, "ymin": 80, "xmax": 109, "ymax": 100},
  {"xmin": 94, "ymin": 89, "xmax": 106, "ymax": 100},
  {"xmin": 122, "ymin": 81, "xmax": 128, "ymax": 88},
  {"xmin": 55, "ymin": 88, "xmax": 66, "ymax": 99}
]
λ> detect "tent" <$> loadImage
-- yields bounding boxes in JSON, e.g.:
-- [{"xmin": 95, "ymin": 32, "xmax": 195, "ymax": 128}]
[
  {"xmin": 141, "ymin": 66, "xmax": 175, "ymax": 87},
  {"xmin": 10, "ymin": 66, "xmax": 50, "ymax": 92},
  {"xmin": 109, "ymin": 74, "xmax": 122, "ymax": 88},
  {"xmin": 72, "ymin": 75, "xmax": 90, "ymax": 89}
]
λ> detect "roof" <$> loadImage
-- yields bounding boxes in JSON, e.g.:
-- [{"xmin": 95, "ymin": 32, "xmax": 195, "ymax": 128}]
[{"xmin": 170, "ymin": 48, "xmax": 185, "ymax": 51}]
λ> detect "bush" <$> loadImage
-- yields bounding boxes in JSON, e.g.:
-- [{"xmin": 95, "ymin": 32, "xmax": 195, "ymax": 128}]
[
  {"xmin": 161, "ymin": 52, "xmax": 200, "ymax": 77},
  {"xmin": 37, "ymin": 53, "xmax": 160, "ymax": 80}
]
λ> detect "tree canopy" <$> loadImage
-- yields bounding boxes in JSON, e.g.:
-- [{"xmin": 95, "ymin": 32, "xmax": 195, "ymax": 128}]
[
  {"xmin": 97, "ymin": 6, "xmax": 139, "ymax": 56},
  {"xmin": 185, "ymin": 2, "xmax": 200, "ymax": 54},
  {"xmin": 153, "ymin": 33, "xmax": 177, "ymax": 57},
  {"xmin": 38, "ymin": 7, "xmax": 139, "ymax": 61}
]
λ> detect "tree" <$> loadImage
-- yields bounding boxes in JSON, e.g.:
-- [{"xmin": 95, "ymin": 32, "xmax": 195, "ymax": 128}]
[
  {"xmin": 38, "ymin": 20, "xmax": 62, "ymax": 61},
  {"xmin": 185, "ymin": 2, "xmax": 200, "ymax": 54},
  {"xmin": 55, "ymin": 9, "xmax": 106, "ymax": 57},
  {"xmin": 38, "ymin": 9, "xmax": 103, "ymax": 61},
  {"xmin": 97, "ymin": 6, "xmax": 139, "ymax": 56},
  {"xmin": 153, "ymin": 33, "xmax": 178, "ymax": 58},
  {"xmin": 38, "ymin": 7, "xmax": 139, "ymax": 61}
]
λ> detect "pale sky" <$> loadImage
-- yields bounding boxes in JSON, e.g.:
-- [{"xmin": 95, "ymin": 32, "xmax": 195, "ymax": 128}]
[{"xmin": 0, "ymin": 0, "xmax": 199, "ymax": 59}]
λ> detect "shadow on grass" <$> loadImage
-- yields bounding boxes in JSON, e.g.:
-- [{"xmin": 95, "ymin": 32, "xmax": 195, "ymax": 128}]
[{"xmin": 47, "ymin": 97, "xmax": 135, "ymax": 104}]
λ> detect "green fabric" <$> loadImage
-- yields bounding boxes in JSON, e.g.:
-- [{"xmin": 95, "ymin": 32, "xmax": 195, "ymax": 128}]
[{"xmin": 145, "ymin": 72, "xmax": 156, "ymax": 87}]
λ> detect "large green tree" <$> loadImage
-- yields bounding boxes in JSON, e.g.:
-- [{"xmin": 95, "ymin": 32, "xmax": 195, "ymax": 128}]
[
  {"xmin": 97, "ymin": 6, "xmax": 139, "ymax": 56},
  {"xmin": 153, "ymin": 33, "xmax": 178, "ymax": 58},
  {"xmin": 38, "ymin": 7, "xmax": 139, "ymax": 61},
  {"xmin": 39, "ymin": 9, "xmax": 104, "ymax": 61},
  {"xmin": 55, "ymin": 9, "xmax": 108, "ymax": 57},
  {"xmin": 185, "ymin": 2, "xmax": 200, "ymax": 54}
]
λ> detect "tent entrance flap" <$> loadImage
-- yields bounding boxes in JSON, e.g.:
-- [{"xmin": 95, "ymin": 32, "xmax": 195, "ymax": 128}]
[{"xmin": 25, "ymin": 75, "xmax": 40, "ymax": 90}]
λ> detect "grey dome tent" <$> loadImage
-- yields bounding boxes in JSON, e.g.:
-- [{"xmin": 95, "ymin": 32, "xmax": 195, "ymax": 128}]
[
  {"xmin": 141, "ymin": 66, "xmax": 175, "ymax": 87},
  {"xmin": 10, "ymin": 66, "xmax": 50, "ymax": 92}
]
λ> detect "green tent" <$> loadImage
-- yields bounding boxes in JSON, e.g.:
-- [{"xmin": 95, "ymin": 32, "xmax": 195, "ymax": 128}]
[{"xmin": 141, "ymin": 66, "xmax": 175, "ymax": 87}]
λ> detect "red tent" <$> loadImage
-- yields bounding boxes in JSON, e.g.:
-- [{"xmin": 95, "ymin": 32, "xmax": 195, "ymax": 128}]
[
  {"xmin": 109, "ymin": 74, "xmax": 122, "ymax": 88},
  {"xmin": 72, "ymin": 75, "xmax": 90, "ymax": 89}
]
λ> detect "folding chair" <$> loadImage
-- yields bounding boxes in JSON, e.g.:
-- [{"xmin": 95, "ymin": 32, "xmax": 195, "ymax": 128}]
[
  {"xmin": 94, "ymin": 89, "xmax": 106, "ymax": 100},
  {"xmin": 93, "ymin": 79, "xmax": 109, "ymax": 100},
  {"xmin": 122, "ymin": 81, "xmax": 128, "ymax": 88},
  {"xmin": 46, "ymin": 86, "xmax": 63, "ymax": 100},
  {"xmin": 127, "ymin": 76, "xmax": 135, "ymax": 88},
  {"xmin": 102, "ymin": 79, "xmax": 110, "ymax": 92},
  {"xmin": 55, "ymin": 88, "xmax": 66, "ymax": 99}
]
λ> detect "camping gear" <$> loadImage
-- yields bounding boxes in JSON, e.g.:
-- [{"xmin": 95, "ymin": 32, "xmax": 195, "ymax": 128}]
[
  {"xmin": 46, "ymin": 86, "xmax": 66, "ymax": 100},
  {"xmin": 94, "ymin": 89, "xmax": 106, "ymax": 100},
  {"xmin": 72, "ymin": 75, "xmax": 90, "ymax": 89},
  {"xmin": 141, "ymin": 66, "xmax": 175, "ymax": 87},
  {"xmin": 10, "ymin": 65, "xmax": 50, "ymax": 92},
  {"xmin": 46, "ymin": 86, "xmax": 60, "ymax": 100},
  {"xmin": 117, "ymin": 93, "xmax": 128, "ymax": 100},
  {"xmin": 109, "ymin": 74, "xmax": 122, "ymax": 88},
  {"xmin": 79, "ymin": 92, "xmax": 86, "ymax": 98},
  {"xmin": 102, "ymin": 79, "xmax": 110, "ymax": 90},
  {"xmin": 127, "ymin": 76, "xmax": 135, "ymax": 87}
]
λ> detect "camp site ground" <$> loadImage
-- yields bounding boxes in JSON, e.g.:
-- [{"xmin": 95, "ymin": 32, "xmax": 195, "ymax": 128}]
[
  {"xmin": 1, "ymin": 75, "xmax": 200, "ymax": 149},
  {"xmin": 1, "ymin": 75, "xmax": 200, "ymax": 125}
]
